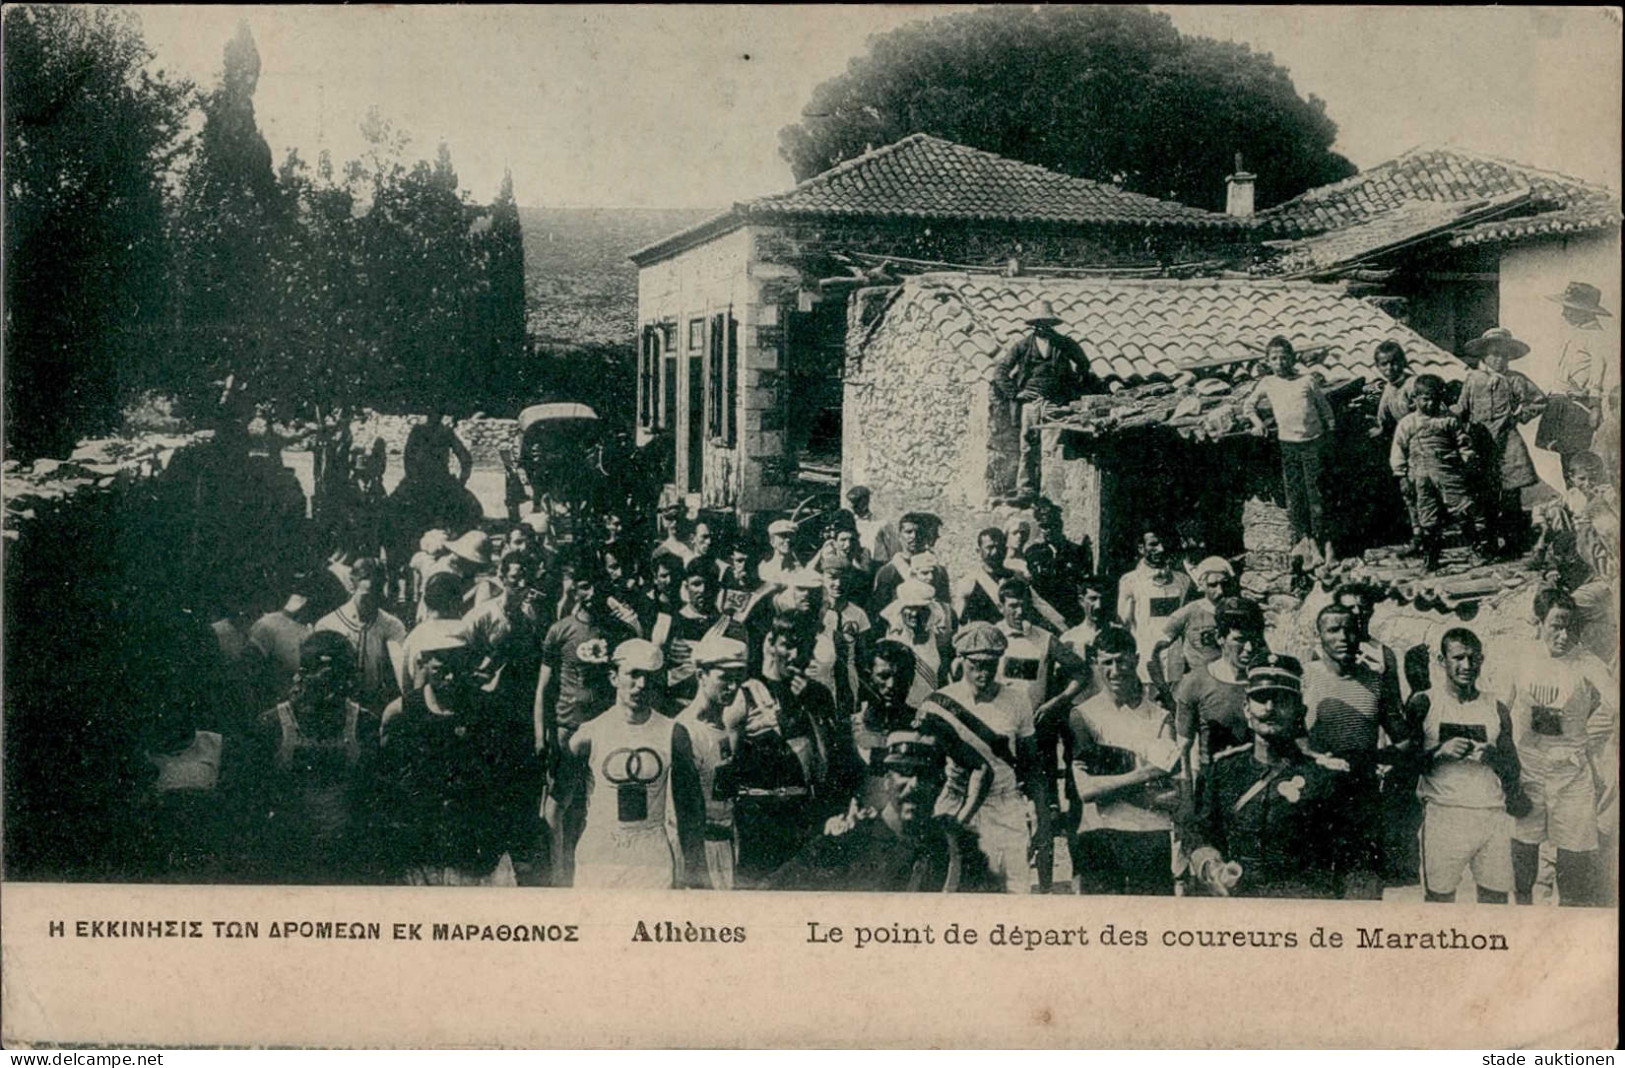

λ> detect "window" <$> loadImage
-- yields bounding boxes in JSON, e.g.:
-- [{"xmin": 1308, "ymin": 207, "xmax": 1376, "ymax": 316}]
[
  {"xmin": 688, "ymin": 317, "xmax": 705, "ymax": 351},
  {"xmin": 702, "ymin": 311, "xmax": 739, "ymax": 446},
  {"xmin": 661, "ymin": 355, "xmax": 677, "ymax": 431}
]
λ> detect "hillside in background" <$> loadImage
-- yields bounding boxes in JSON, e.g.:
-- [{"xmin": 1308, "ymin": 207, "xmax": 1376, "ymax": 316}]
[{"xmin": 519, "ymin": 207, "xmax": 717, "ymax": 346}]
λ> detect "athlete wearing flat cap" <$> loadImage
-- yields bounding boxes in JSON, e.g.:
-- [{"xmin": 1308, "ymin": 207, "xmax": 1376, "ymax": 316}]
[
  {"xmin": 911, "ymin": 621, "xmax": 1046, "ymax": 893},
  {"xmin": 760, "ymin": 518, "xmax": 800, "ymax": 587},
  {"xmin": 673, "ymin": 635, "xmax": 750, "ymax": 889}
]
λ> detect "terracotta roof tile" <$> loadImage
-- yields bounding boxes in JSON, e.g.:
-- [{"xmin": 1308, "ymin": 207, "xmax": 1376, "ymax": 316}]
[
  {"xmin": 1257, "ymin": 145, "xmax": 1619, "ymax": 238},
  {"xmin": 742, "ymin": 134, "xmax": 1239, "ymax": 230},
  {"xmin": 881, "ymin": 273, "xmax": 1460, "ymax": 389}
]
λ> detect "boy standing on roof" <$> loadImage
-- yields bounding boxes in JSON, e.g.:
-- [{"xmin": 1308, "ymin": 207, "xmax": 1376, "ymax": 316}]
[
  {"xmin": 1249, "ymin": 336, "xmax": 1337, "ymax": 562},
  {"xmin": 1390, "ymin": 374, "xmax": 1489, "ymax": 570}
]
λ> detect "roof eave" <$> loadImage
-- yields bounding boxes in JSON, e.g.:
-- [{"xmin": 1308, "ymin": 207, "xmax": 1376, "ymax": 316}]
[
  {"xmin": 740, "ymin": 205, "xmax": 1245, "ymax": 231},
  {"xmin": 1449, "ymin": 215, "xmax": 1622, "ymax": 248},
  {"xmin": 628, "ymin": 209, "xmax": 747, "ymax": 267}
]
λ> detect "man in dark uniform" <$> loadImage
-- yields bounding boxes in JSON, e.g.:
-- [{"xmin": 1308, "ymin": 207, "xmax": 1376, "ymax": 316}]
[
  {"xmin": 1182, "ymin": 654, "xmax": 1356, "ymax": 899},
  {"xmin": 767, "ymin": 731, "xmax": 996, "ymax": 893},
  {"xmin": 992, "ymin": 300, "xmax": 1101, "ymax": 504}
]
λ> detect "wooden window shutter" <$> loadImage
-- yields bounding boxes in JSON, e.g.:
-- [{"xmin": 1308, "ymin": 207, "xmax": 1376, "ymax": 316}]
[
  {"xmin": 726, "ymin": 313, "xmax": 738, "ymax": 447},
  {"xmin": 639, "ymin": 327, "xmax": 654, "ymax": 427},
  {"xmin": 708, "ymin": 313, "xmax": 725, "ymax": 438}
]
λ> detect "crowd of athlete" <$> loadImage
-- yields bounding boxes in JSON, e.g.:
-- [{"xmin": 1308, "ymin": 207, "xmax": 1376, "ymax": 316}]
[{"xmin": 137, "ymin": 476, "xmax": 1616, "ymax": 901}]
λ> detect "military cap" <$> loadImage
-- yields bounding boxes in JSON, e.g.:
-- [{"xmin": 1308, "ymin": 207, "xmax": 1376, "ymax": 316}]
[
  {"xmin": 883, "ymin": 730, "xmax": 945, "ymax": 771},
  {"xmin": 767, "ymin": 518, "xmax": 796, "ymax": 536},
  {"xmin": 298, "ymin": 629, "xmax": 354, "ymax": 669},
  {"xmin": 953, "ymin": 621, "xmax": 1008, "ymax": 659},
  {"xmin": 1246, "ymin": 652, "xmax": 1303, "ymax": 696}
]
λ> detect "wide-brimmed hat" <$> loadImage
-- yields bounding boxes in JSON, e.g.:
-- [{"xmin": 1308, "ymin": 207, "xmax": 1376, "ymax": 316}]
[
  {"xmin": 1462, "ymin": 327, "xmax": 1530, "ymax": 361},
  {"xmin": 1546, "ymin": 281, "xmax": 1612, "ymax": 320},
  {"xmin": 446, "ymin": 530, "xmax": 493, "ymax": 566},
  {"xmin": 1025, "ymin": 299, "xmax": 1063, "ymax": 326}
]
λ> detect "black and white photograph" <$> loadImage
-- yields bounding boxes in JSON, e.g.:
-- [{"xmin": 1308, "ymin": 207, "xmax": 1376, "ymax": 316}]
[{"xmin": 1, "ymin": 3, "xmax": 1619, "ymax": 1049}]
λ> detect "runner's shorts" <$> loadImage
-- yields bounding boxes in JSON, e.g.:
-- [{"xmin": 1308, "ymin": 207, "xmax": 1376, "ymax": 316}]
[
  {"xmin": 703, "ymin": 837, "xmax": 736, "ymax": 892},
  {"xmin": 1514, "ymin": 743, "xmax": 1599, "ymax": 852},
  {"xmin": 1421, "ymin": 803, "xmax": 1513, "ymax": 895},
  {"xmin": 970, "ymin": 791, "xmax": 1033, "ymax": 894}
]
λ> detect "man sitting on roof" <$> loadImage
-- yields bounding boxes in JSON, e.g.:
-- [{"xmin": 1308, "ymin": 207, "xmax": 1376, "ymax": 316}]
[{"xmin": 992, "ymin": 300, "xmax": 1102, "ymax": 505}]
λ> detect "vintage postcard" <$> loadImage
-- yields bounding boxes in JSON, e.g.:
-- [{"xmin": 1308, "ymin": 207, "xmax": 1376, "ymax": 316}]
[{"xmin": 2, "ymin": 4, "xmax": 1619, "ymax": 1049}]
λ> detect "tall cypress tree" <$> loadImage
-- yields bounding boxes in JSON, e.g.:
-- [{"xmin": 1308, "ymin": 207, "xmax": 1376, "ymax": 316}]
[
  {"xmin": 172, "ymin": 21, "xmax": 286, "ymax": 414},
  {"xmin": 483, "ymin": 170, "xmax": 529, "ymax": 407}
]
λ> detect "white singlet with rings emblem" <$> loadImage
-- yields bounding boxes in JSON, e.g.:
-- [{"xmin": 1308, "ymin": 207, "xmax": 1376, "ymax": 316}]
[{"xmin": 573, "ymin": 712, "xmax": 679, "ymax": 888}]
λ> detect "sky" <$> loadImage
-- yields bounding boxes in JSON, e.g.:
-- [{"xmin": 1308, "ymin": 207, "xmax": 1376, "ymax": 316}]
[{"xmin": 130, "ymin": 5, "xmax": 1622, "ymax": 209}]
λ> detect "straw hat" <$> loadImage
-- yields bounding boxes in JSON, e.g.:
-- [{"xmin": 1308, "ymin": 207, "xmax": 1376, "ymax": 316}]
[
  {"xmin": 1025, "ymin": 299, "xmax": 1063, "ymax": 326},
  {"xmin": 1462, "ymin": 327, "xmax": 1530, "ymax": 361}
]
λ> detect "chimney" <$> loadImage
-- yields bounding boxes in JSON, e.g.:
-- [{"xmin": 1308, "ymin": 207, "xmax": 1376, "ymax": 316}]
[{"xmin": 1225, "ymin": 152, "xmax": 1255, "ymax": 219}]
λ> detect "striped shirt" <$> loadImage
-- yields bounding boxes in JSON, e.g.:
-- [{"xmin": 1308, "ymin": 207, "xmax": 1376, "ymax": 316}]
[{"xmin": 1303, "ymin": 660, "xmax": 1388, "ymax": 759}]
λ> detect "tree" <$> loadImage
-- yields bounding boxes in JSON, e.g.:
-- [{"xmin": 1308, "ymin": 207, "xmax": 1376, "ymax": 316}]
[
  {"xmin": 352, "ymin": 131, "xmax": 491, "ymax": 415},
  {"xmin": 3, "ymin": 5, "xmax": 193, "ymax": 459},
  {"xmin": 479, "ymin": 170, "xmax": 530, "ymax": 408},
  {"xmin": 169, "ymin": 21, "xmax": 288, "ymax": 419},
  {"xmin": 778, "ymin": 6, "xmax": 1355, "ymax": 212}
]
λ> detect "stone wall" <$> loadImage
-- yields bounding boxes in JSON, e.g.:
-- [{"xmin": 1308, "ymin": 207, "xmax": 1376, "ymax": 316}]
[
  {"xmin": 3, "ymin": 431, "xmax": 208, "ymax": 542},
  {"xmin": 843, "ymin": 279, "xmax": 1002, "ymax": 580},
  {"xmin": 341, "ymin": 411, "xmax": 520, "ymax": 466},
  {"xmin": 1241, "ymin": 493, "xmax": 1295, "ymax": 591}
]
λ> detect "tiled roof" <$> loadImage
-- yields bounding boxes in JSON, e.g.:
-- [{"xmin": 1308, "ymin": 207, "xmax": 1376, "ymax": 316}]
[
  {"xmin": 745, "ymin": 134, "xmax": 1238, "ymax": 229},
  {"xmin": 859, "ymin": 273, "xmax": 1461, "ymax": 443},
  {"xmin": 632, "ymin": 134, "xmax": 1238, "ymax": 265},
  {"xmin": 1266, "ymin": 191, "xmax": 1532, "ymax": 274},
  {"xmin": 1255, "ymin": 145, "xmax": 1619, "ymax": 238},
  {"xmin": 1450, "ymin": 201, "xmax": 1625, "ymax": 246},
  {"xmin": 880, "ymin": 273, "xmax": 1460, "ymax": 386}
]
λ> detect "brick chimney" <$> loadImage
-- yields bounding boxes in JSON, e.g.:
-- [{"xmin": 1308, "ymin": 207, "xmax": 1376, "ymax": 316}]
[{"xmin": 1225, "ymin": 152, "xmax": 1255, "ymax": 219}]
